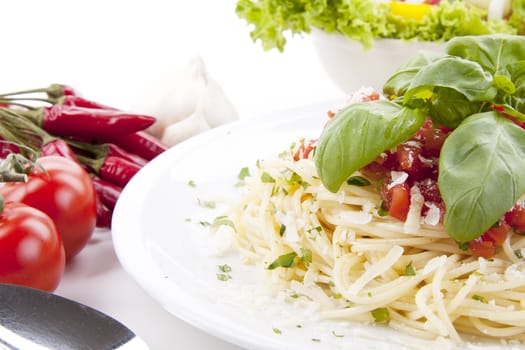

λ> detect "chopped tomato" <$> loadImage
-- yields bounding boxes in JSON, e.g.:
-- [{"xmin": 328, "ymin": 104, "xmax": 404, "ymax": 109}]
[
  {"xmin": 293, "ymin": 139, "xmax": 316, "ymax": 161},
  {"xmin": 389, "ymin": 185, "xmax": 411, "ymax": 221},
  {"xmin": 421, "ymin": 128, "xmax": 448, "ymax": 158},
  {"xmin": 396, "ymin": 143, "xmax": 431, "ymax": 181},
  {"xmin": 505, "ymin": 202, "xmax": 525, "ymax": 233},
  {"xmin": 362, "ymin": 152, "xmax": 397, "ymax": 180},
  {"xmin": 469, "ymin": 238, "xmax": 496, "ymax": 259},
  {"xmin": 484, "ymin": 223, "xmax": 510, "ymax": 245},
  {"xmin": 469, "ymin": 222, "xmax": 510, "ymax": 258},
  {"xmin": 382, "ymin": 182, "xmax": 410, "ymax": 221},
  {"xmin": 418, "ymin": 178, "xmax": 442, "ymax": 203}
]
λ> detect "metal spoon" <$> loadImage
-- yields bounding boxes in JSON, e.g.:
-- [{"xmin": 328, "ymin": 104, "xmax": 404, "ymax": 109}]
[{"xmin": 0, "ymin": 283, "xmax": 149, "ymax": 350}]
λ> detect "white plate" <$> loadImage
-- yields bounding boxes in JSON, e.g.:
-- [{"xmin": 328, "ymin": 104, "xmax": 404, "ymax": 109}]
[{"xmin": 112, "ymin": 103, "xmax": 513, "ymax": 350}]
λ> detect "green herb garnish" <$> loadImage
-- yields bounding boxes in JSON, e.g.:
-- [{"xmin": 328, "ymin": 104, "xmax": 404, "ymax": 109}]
[
  {"xmin": 212, "ymin": 216, "xmax": 236, "ymax": 230},
  {"xmin": 279, "ymin": 224, "xmax": 286, "ymax": 237},
  {"xmin": 403, "ymin": 261, "xmax": 416, "ymax": 276},
  {"xmin": 261, "ymin": 172, "xmax": 276, "ymax": 183},
  {"xmin": 218, "ymin": 264, "xmax": 232, "ymax": 273},
  {"xmin": 267, "ymin": 252, "xmax": 297, "ymax": 270},
  {"xmin": 216, "ymin": 274, "xmax": 231, "ymax": 282},
  {"xmin": 371, "ymin": 307, "xmax": 390, "ymax": 323},
  {"xmin": 346, "ymin": 176, "xmax": 371, "ymax": 186},
  {"xmin": 472, "ymin": 294, "xmax": 488, "ymax": 303}
]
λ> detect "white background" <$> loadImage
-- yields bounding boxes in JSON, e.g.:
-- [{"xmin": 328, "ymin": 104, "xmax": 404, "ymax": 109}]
[{"xmin": 1, "ymin": 1, "xmax": 343, "ymax": 349}]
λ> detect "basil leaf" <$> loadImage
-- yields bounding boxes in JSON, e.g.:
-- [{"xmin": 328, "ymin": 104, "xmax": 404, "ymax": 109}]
[
  {"xmin": 427, "ymin": 87, "xmax": 484, "ymax": 128},
  {"xmin": 439, "ymin": 111, "xmax": 525, "ymax": 242},
  {"xmin": 383, "ymin": 51, "xmax": 443, "ymax": 98},
  {"xmin": 445, "ymin": 34, "xmax": 525, "ymax": 75},
  {"xmin": 314, "ymin": 100, "xmax": 425, "ymax": 192},
  {"xmin": 403, "ymin": 56, "xmax": 498, "ymax": 105}
]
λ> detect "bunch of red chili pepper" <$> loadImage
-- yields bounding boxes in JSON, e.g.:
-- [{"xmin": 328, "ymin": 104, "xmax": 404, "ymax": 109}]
[{"xmin": 0, "ymin": 83, "xmax": 168, "ymax": 228}]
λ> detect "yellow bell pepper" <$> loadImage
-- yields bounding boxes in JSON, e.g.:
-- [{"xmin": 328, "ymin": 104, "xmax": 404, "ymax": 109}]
[{"xmin": 389, "ymin": 2, "xmax": 433, "ymax": 20}]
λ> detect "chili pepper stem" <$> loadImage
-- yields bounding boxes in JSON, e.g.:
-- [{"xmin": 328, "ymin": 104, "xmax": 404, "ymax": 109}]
[
  {"xmin": 0, "ymin": 171, "xmax": 27, "ymax": 182},
  {"xmin": 75, "ymin": 154, "xmax": 104, "ymax": 174},
  {"xmin": 0, "ymin": 96, "xmax": 56, "ymax": 106},
  {"xmin": 0, "ymin": 87, "xmax": 50, "ymax": 97},
  {"xmin": 0, "ymin": 84, "xmax": 65, "ymax": 99},
  {"xmin": 0, "ymin": 99, "xmax": 38, "ymax": 110}
]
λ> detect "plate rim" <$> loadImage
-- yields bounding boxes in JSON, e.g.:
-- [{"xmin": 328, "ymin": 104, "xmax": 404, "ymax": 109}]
[{"xmin": 111, "ymin": 101, "xmax": 341, "ymax": 350}]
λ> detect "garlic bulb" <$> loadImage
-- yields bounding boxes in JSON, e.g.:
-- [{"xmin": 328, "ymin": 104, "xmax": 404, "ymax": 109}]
[
  {"xmin": 161, "ymin": 104, "xmax": 211, "ymax": 146},
  {"xmin": 131, "ymin": 55, "xmax": 239, "ymax": 146}
]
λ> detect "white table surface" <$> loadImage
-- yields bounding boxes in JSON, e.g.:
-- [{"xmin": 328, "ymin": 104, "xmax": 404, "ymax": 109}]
[{"xmin": 1, "ymin": 1, "xmax": 345, "ymax": 349}]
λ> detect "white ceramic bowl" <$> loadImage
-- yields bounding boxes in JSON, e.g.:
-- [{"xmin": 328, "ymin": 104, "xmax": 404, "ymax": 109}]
[{"xmin": 311, "ymin": 28, "xmax": 445, "ymax": 93}]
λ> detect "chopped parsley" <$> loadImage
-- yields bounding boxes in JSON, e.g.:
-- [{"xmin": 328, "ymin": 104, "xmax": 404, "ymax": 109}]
[
  {"xmin": 267, "ymin": 252, "xmax": 297, "ymax": 270},
  {"xmin": 272, "ymin": 328, "xmax": 282, "ymax": 335},
  {"xmin": 515, "ymin": 249, "xmax": 523, "ymax": 259},
  {"xmin": 216, "ymin": 273, "xmax": 231, "ymax": 282},
  {"xmin": 238, "ymin": 166, "xmax": 250, "ymax": 180},
  {"xmin": 267, "ymin": 249, "xmax": 313, "ymax": 270},
  {"xmin": 216, "ymin": 264, "xmax": 232, "ymax": 281},
  {"xmin": 299, "ymin": 248, "xmax": 312, "ymax": 267},
  {"xmin": 332, "ymin": 331, "xmax": 344, "ymax": 338},
  {"xmin": 371, "ymin": 307, "xmax": 390, "ymax": 323},
  {"xmin": 403, "ymin": 261, "xmax": 416, "ymax": 276},
  {"xmin": 377, "ymin": 203, "xmax": 388, "ymax": 217},
  {"xmin": 457, "ymin": 241, "xmax": 470, "ymax": 251},
  {"xmin": 346, "ymin": 176, "xmax": 371, "ymax": 186},
  {"xmin": 261, "ymin": 172, "xmax": 276, "ymax": 183},
  {"xmin": 198, "ymin": 199, "xmax": 216, "ymax": 209},
  {"xmin": 472, "ymin": 294, "xmax": 488, "ymax": 303},
  {"xmin": 188, "ymin": 180, "xmax": 196, "ymax": 187},
  {"xmin": 218, "ymin": 264, "xmax": 232, "ymax": 273},
  {"xmin": 212, "ymin": 216, "xmax": 236, "ymax": 230},
  {"xmin": 279, "ymin": 224, "xmax": 286, "ymax": 236}
]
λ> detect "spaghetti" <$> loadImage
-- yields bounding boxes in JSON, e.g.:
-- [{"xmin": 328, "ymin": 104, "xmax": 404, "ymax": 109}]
[{"xmin": 227, "ymin": 143, "xmax": 525, "ymax": 343}]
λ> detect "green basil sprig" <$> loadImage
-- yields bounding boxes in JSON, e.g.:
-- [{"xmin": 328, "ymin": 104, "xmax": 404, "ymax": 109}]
[{"xmin": 314, "ymin": 34, "xmax": 525, "ymax": 242}]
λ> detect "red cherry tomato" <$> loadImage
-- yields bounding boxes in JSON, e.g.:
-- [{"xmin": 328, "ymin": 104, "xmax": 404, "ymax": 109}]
[
  {"xmin": 0, "ymin": 156, "xmax": 97, "ymax": 260},
  {"xmin": 0, "ymin": 202, "xmax": 65, "ymax": 291}
]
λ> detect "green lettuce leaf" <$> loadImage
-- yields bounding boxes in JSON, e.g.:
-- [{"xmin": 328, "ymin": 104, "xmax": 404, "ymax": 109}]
[{"xmin": 236, "ymin": 0, "xmax": 518, "ymax": 52}]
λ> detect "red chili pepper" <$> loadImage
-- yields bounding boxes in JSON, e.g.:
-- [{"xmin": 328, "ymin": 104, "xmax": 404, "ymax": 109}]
[
  {"xmin": 95, "ymin": 197, "xmax": 112, "ymax": 228},
  {"xmin": 0, "ymin": 138, "xmax": 20, "ymax": 157},
  {"xmin": 58, "ymin": 95, "xmax": 118, "ymax": 110},
  {"xmin": 21, "ymin": 105, "xmax": 156, "ymax": 142},
  {"xmin": 91, "ymin": 175, "xmax": 122, "ymax": 210},
  {"xmin": 113, "ymin": 131, "xmax": 167, "ymax": 161},
  {"xmin": 107, "ymin": 143, "xmax": 147, "ymax": 167},
  {"xmin": 41, "ymin": 138, "xmax": 79, "ymax": 162},
  {"xmin": 77, "ymin": 154, "xmax": 141, "ymax": 188},
  {"xmin": 99, "ymin": 156, "xmax": 141, "ymax": 187}
]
